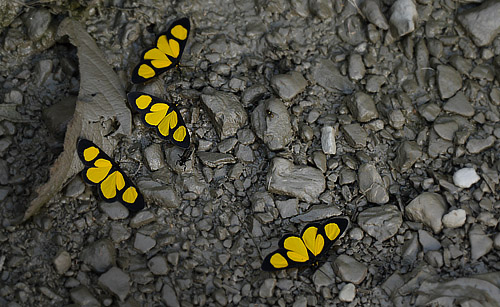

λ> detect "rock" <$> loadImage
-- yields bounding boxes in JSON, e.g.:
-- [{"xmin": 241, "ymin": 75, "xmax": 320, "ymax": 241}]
[
  {"xmin": 428, "ymin": 130, "xmax": 453, "ymax": 158},
  {"xmin": 470, "ymin": 226, "xmax": 493, "ymax": 260},
  {"xmin": 389, "ymin": 0, "xmax": 418, "ymax": 38},
  {"xmin": 147, "ymin": 255, "xmax": 168, "ymax": 275},
  {"xmin": 64, "ymin": 175, "xmax": 85, "ymax": 198},
  {"xmin": 137, "ymin": 180, "xmax": 180, "ymax": 208},
  {"xmin": 133, "ymin": 233, "xmax": 156, "ymax": 253},
  {"xmin": 457, "ymin": 0, "xmax": 500, "ymax": 47},
  {"xmin": 99, "ymin": 202, "xmax": 129, "ymax": 220},
  {"xmin": 309, "ymin": 0, "xmax": 334, "ymax": 19},
  {"xmin": 290, "ymin": 204, "xmax": 342, "ymax": 223},
  {"xmin": 312, "ymin": 263, "xmax": 335, "ymax": 289},
  {"xmin": 453, "ymin": 168, "xmax": 480, "ymax": 188},
  {"xmin": 348, "ymin": 54, "xmax": 366, "ymax": 80},
  {"xmin": 361, "ymin": 0, "xmax": 389, "ymax": 30},
  {"xmin": 418, "ymin": 103, "xmax": 441, "ymax": 122},
  {"xmin": 347, "ymin": 92, "xmax": 379, "ymax": 122},
  {"xmin": 425, "ymin": 251, "xmax": 444, "ymax": 268},
  {"xmin": 241, "ymin": 84, "xmax": 267, "ymax": 106},
  {"xmin": 130, "ymin": 210, "xmax": 156, "ymax": 228},
  {"xmin": 35, "ymin": 59, "xmax": 53, "ymax": 86},
  {"xmin": 310, "ymin": 58, "xmax": 354, "ymax": 94},
  {"xmin": 53, "ymin": 250, "xmax": 71, "ymax": 275},
  {"xmin": 339, "ymin": 283, "xmax": 356, "ymax": 302},
  {"xmin": 42, "ymin": 96, "xmax": 77, "ymax": 139},
  {"xmin": 0, "ymin": 160, "xmax": 8, "ymax": 185},
  {"xmin": 494, "ymin": 233, "xmax": 500, "ymax": 249},
  {"xmin": 24, "ymin": 9, "xmax": 52, "ymax": 41},
  {"xmin": 406, "ymin": 192, "xmax": 448, "ymax": 233},
  {"xmin": 81, "ymin": 239, "xmax": 116, "ymax": 273},
  {"xmin": 341, "ymin": 124, "xmax": 368, "ymax": 148},
  {"xmin": 275, "ymin": 198, "xmax": 299, "ymax": 218},
  {"xmin": 110, "ymin": 223, "xmax": 131, "ymax": 243},
  {"xmin": 418, "ymin": 230, "xmax": 441, "ymax": 252},
  {"xmin": 466, "ymin": 136, "xmax": 495, "ymax": 154},
  {"xmin": 144, "ymin": 143, "xmax": 165, "ymax": 171},
  {"xmin": 259, "ymin": 278, "xmax": 276, "ymax": 298},
  {"xmin": 200, "ymin": 88, "xmax": 248, "ymax": 140},
  {"xmin": 197, "ymin": 152, "xmax": 236, "ymax": 167},
  {"xmin": 443, "ymin": 92, "xmax": 474, "ymax": 117},
  {"xmin": 251, "ymin": 98, "xmax": 293, "ymax": 151},
  {"xmin": 442, "ymin": 209, "xmax": 467, "ymax": 228},
  {"xmin": 394, "ymin": 141, "xmax": 421, "ymax": 171},
  {"xmin": 388, "ymin": 109, "xmax": 405, "ymax": 129},
  {"xmin": 357, "ymin": 205, "xmax": 403, "ymax": 241},
  {"xmin": 161, "ymin": 284, "xmax": 179, "ymax": 307},
  {"xmin": 433, "ymin": 119, "xmax": 458, "ymax": 141},
  {"xmin": 333, "ymin": 255, "xmax": 367, "ymax": 285},
  {"xmin": 267, "ymin": 157, "xmax": 325, "ymax": 203},
  {"xmin": 358, "ymin": 163, "xmax": 389, "ymax": 204},
  {"xmin": 321, "ymin": 126, "xmax": 336, "ymax": 155},
  {"xmin": 402, "ymin": 234, "xmax": 419, "ymax": 265},
  {"xmin": 312, "ymin": 151, "xmax": 327, "ymax": 173},
  {"xmin": 437, "ymin": 65, "xmax": 462, "ymax": 99},
  {"xmin": 270, "ymin": 71, "xmax": 307, "ymax": 100},
  {"xmin": 98, "ymin": 267, "xmax": 130, "ymax": 301},
  {"xmin": 70, "ymin": 286, "xmax": 100, "ymax": 307}
]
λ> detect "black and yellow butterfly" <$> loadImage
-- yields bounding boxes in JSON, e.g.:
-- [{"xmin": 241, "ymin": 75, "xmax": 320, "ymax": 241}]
[
  {"xmin": 127, "ymin": 92, "xmax": 190, "ymax": 148},
  {"xmin": 261, "ymin": 217, "xmax": 349, "ymax": 271},
  {"xmin": 77, "ymin": 139, "xmax": 145, "ymax": 212},
  {"xmin": 131, "ymin": 17, "xmax": 190, "ymax": 84}
]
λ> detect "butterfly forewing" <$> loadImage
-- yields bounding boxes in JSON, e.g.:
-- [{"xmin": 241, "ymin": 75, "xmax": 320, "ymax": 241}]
[
  {"xmin": 76, "ymin": 139, "xmax": 145, "ymax": 212},
  {"xmin": 127, "ymin": 92, "xmax": 190, "ymax": 148},
  {"xmin": 131, "ymin": 17, "xmax": 190, "ymax": 84}
]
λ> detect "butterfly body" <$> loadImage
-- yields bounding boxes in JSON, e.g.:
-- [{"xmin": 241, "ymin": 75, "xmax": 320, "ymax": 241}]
[
  {"xmin": 77, "ymin": 139, "xmax": 145, "ymax": 212},
  {"xmin": 261, "ymin": 217, "xmax": 349, "ymax": 271},
  {"xmin": 131, "ymin": 17, "xmax": 190, "ymax": 84}
]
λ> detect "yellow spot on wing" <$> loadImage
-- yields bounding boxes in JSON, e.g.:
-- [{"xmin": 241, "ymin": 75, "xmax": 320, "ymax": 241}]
[
  {"xmin": 171, "ymin": 25, "xmax": 188, "ymax": 40},
  {"xmin": 145, "ymin": 103, "xmax": 169, "ymax": 126},
  {"xmin": 325, "ymin": 223, "xmax": 341, "ymax": 241},
  {"xmin": 136, "ymin": 95, "xmax": 152, "ymax": 110},
  {"xmin": 283, "ymin": 236, "xmax": 309, "ymax": 262},
  {"xmin": 87, "ymin": 159, "xmax": 112, "ymax": 183},
  {"xmin": 122, "ymin": 186, "xmax": 138, "ymax": 203},
  {"xmin": 138, "ymin": 64, "xmax": 155, "ymax": 79},
  {"xmin": 270, "ymin": 253, "xmax": 288, "ymax": 269},
  {"xmin": 144, "ymin": 49, "xmax": 172, "ymax": 68},
  {"xmin": 83, "ymin": 146, "xmax": 99, "ymax": 162},
  {"xmin": 303, "ymin": 226, "xmax": 324, "ymax": 256},
  {"xmin": 100, "ymin": 171, "xmax": 125, "ymax": 199},
  {"xmin": 158, "ymin": 112, "xmax": 178, "ymax": 137},
  {"xmin": 157, "ymin": 35, "xmax": 175, "ymax": 57},
  {"xmin": 168, "ymin": 39, "xmax": 180, "ymax": 58},
  {"xmin": 173, "ymin": 125, "xmax": 186, "ymax": 142}
]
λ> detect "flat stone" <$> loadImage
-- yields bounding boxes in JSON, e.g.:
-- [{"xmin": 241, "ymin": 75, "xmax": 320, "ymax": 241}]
[
  {"xmin": 406, "ymin": 192, "xmax": 448, "ymax": 233},
  {"xmin": 394, "ymin": 141, "xmax": 422, "ymax": 171},
  {"xmin": 388, "ymin": 109, "xmax": 405, "ymax": 129},
  {"xmin": 197, "ymin": 152, "xmax": 236, "ymax": 167},
  {"xmin": 251, "ymin": 98, "xmax": 293, "ymax": 151},
  {"xmin": 270, "ymin": 71, "xmax": 307, "ymax": 100},
  {"xmin": 428, "ymin": 130, "xmax": 453, "ymax": 158},
  {"xmin": 361, "ymin": 0, "xmax": 389, "ymax": 30},
  {"xmin": 333, "ymin": 255, "xmax": 367, "ymax": 285},
  {"xmin": 425, "ymin": 251, "xmax": 444, "ymax": 268},
  {"xmin": 418, "ymin": 230, "xmax": 441, "ymax": 252},
  {"xmin": 133, "ymin": 233, "xmax": 156, "ymax": 253},
  {"xmin": 130, "ymin": 210, "xmax": 156, "ymax": 228},
  {"xmin": 312, "ymin": 262, "xmax": 335, "ymax": 289},
  {"xmin": 161, "ymin": 284, "xmax": 179, "ymax": 307},
  {"xmin": 418, "ymin": 103, "xmax": 441, "ymax": 122},
  {"xmin": 99, "ymin": 202, "xmax": 129, "ymax": 220},
  {"xmin": 267, "ymin": 157, "xmax": 325, "ymax": 203},
  {"xmin": 70, "ymin": 286, "xmax": 100, "ymax": 306},
  {"xmin": 309, "ymin": 0, "xmax": 334, "ymax": 19},
  {"xmin": 443, "ymin": 92, "xmax": 474, "ymax": 117},
  {"xmin": 466, "ymin": 136, "xmax": 495, "ymax": 154},
  {"xmin": 348, "ymin": 54, "xmax": 366, "ymax": 80},
  {"xmin": 470, "ymin": 227, "xmax": 493, "ymax": 260},
  {"xmin": 98, "ymin": 267, "xmax": 130, "ymax": 301},
  {"xmin": 347, "ymin": 92, "xmax": 379, "ymax": 122},
  {"xmin": 25, "ymin": 8, "xmax": 52, "ymax": 41},
  {"xmin": 53, "ymin": 250, "xmax": 72, "ymax": 275},
  {"xmin": 339, "ymin": 283, "xmax": 356, "ymax": 302},
  {"xmin": 457, "ymin": 0, "xmax": 500, "ymax": 47},
  {"xmin": 437, "ymin": 65, "xmax": 462, "ymax": 99},
  {"xmin": 358, "ymin": 163, "xmax": 389, "ymax": 204},
  {"xmin": 453, "ymin": 168, "xmax": 480, "ymax": 188},
  {"xmin": 357, "ymin": 205, "xmax": 402, "ymax": 241},
  {"xmin": 389, "ymin": 0, "xmax": 418, "ymax": 37},
  {"xmin": 341, "ymin": 124, "xmax": 368, "ymax": 148},
  {"xmin": 442, "ymin": 209, "xmax": 467, "ymax": 228},
  {"xmin": 64, "ymin": 174, "xmax": 85, "ymax": 198},
  {"xmin": 275, "ymin": 198, "xmax": 299, "ymax": 218},
  {"xmin": 0, "ymin": 160, "xmax": 8, "ymax": 185},
  {"xmin": 144, "ymin": 143, "xmax": 165, "ymax": 171},
  {"xmin": 137, "ymin": 180, "xmax": 180, "ymax": 208},
  {"xmin": 310, "ymin": 58, "xmax": 354, "ymax": 94},
  {"xmin": 81, "ymin": 239, "xmax": 116, "ymax": 273},
  {"xmin": 259, "ymin": 278, "xmax": 276, "ymax": 298},
  {"xmin": 290, "ymin": 204, "xmax": 342, "ymax": 223},
  {"xmin": 321, "ymin": 126, "xmax": 336, "ymax": 155},
  {"xmin": 147, "ymin": 255, "xmax": 168, "ymax": 275},
  {"xmin": 234, "ymin": 144, "xmax": 254, "ymax": 162},
  {"xmin": 433, "ymin": 120, "xmax": 459, "ymax": 141},
  {"xmin": 110, "ymin": 223, "xmax": 131, "ymax": 243}
]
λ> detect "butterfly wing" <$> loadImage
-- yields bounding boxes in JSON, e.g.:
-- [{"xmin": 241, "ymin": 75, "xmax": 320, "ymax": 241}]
[
  {"xmin": 131, "ymin": 17, "xmax": 190, "ymax": 84},
  {"xmin": 127, "ymin": 92, "xmax": 190, "ymax": 148},
  {"xmin": 77, "ymin": 139, "xmax": 145, "ymax": 212},
  {"xmin": 261, "ymin": 234, "xmax": 313, "ymax": 271}
]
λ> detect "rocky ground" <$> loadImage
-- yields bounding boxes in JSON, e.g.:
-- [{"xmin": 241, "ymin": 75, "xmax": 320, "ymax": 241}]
[{"xmin": 1, "ymin": 0, "xmax": 500, "ymax": 306}]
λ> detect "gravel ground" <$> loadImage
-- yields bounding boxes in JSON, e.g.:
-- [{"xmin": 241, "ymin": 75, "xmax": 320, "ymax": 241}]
[{"xmin": 1, "ymin": 0, "xmax": 500, "ymax": 306}]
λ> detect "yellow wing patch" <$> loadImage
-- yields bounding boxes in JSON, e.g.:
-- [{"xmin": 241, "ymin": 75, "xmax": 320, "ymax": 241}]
[
  {"xmin": 131, "ymin": 18, "xmax": 190, "ymax": 84},
  {"xmin": 77, "ymin": 139, "xmax": 145, "ymax": 212}
]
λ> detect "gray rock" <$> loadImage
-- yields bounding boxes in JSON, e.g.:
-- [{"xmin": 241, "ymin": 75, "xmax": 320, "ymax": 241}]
[
  {"xmin": 457, "ymin": 0, "xmax": 500, "ymax": 47},
  {"xmin": 213, "ymin": 289, "xmax": 228, "ymax": 305},
  {"xmin": 81, "ymin": 239, "xmax": 116, "ymax": 273},
  {"xmin": 98, "ymin": 267, "xmax": 130, "ymax": 301},
  {"xmin": 312, "ymin": 263, "xmax": 335, "ymax": 289},
  {"xmin": 161, "ymin": 284, "xmax": 179, "ymax": 307},
  {"xmin": 365, "ymin": 75, "xmax": 386, "ymax": 93},
  {"xmin": 418, "ymin": 230, "xmax": 441, "ymax": 252},
  {"xmin": 471, "ymin": 64, "xmax": 495, "ymax": 81},
  {"xmin": 99, "ymin": 202, "xmax": 129, "ymax": 220},
  {"xmin": 64, "ymin": 175, "xmax": 85, "ymax": 198},
  {"xmin": 251, "ymin": 98, "xmax": 293, "ymax": 151},
  {"xmin": 361, "ymin": 0, "xmax": 389, "ymax": 30},
  {"xmin": 241, "ymin": 84, "xmax": 267, "ymax": 106},
  {"xmin": 406, "ymin": 192, "xmax": 448, "ymax": 233},
  {"xmin": 137, "ymin": 180, "xmax": 180, "ymax": 208},
  {"xmin": 402, "ymin": 233, "xmax": 419, "ymax": 265},
  {"xmin": 290, "ymin": 204, "xmax": 342, "ymax": 223},
  {"xmin": 437, "ymin": 65, "xmax": 462, "ymax": 99},
  {"xmin": 270, "ymin": 71, "xmax": 307, "ymax": 100},
  {"xmin": 308, "ymin": 0, "xmax": 334, "ymax": 19},
  {"xmin": 144, "ymin": 143, "xmax": 165, "ymax": 171},
  {"xmin": 0, "ymin": 187, "xmax": 10, "ymax": 202},
  {"xmin": 267, "ymin": 157, "xmax": 325, "ymax": 203},
  {"xmin": 259, "ymin": 278, "xmax": 276, "ymax": 298},
  {"xmin": 0, "ymin": 160, "xmax": 8, "ymax": 185},
  {"xmin": 348, "ymin": 54, "xmax": 366, "ymax": 81},
  {"xmin": 310, "ymin": 58, "xmax": 354, "ymax": 94},
  {"xmin": 24, "ymin": 9, "xmax": 52, "ymax": 41},
  {"xmin": 494, "ymin": 233, "xmax": 500, "ymax": 249},
  {"xmin": 428, "ymin": 130, "xmax": 453, "ymax": 158},
  {"xmin": 290, "ymin": 0, "xmax": 309, "ymax": 17},
  {"xmin": 357, "ymin": 205, "xmax": 402, "ymax": 241},
  {"xmin": 133, "ymin": 233, "xmax": 156, "ymax": 253},
  {"xmin": 418, "ymin": 103, "xmax": 441, "ymax": 122},
  {"xmin": 339, "ymin": 169, "xmax": 356, "ymax": 185},
  {"xmin": 164, "ymin": 146, "xmax": 194, "ymax": 174},
  {"xmin": 70, "ymin": 286, "xmax": 100, "ymax": 307},
  {"xmin": 433, "ymin": 119, "xmax": 458, "ymax": 141},
  {"xmin": 35, "ymin": 59, "xmax": 53, "ymax": 86},
  {"xmin": 443, "ymin": 92, "xmax": 474, "ymax": 117},
  {"xmin": 453, "ymin": 168, "xmax": 480, "ymax": 188},
  {"xmin": 218, "ymin": 137, "xmax": 238, "ymax": 153},
  {"xmin": 388, "ymin": 109, "xmax": 405, "ymax": 129},
  {"xmin": 312, "ymin": 151, "xmax": 327, "ymax": 173},
  {"xmin": 339, "ymin": 283, "xmax": 356, "ymax": 302},
  {"xmin": 466, "ymin": 136, "xmax": 495, "ymax": 154},
  {"xmin": 235, "ymin": 144, "xmax": 254, "ymax": 162},
  {"xmin": 275, "ymin": 198, "xmax": 299, "ymax": 218},
  {"xmin": 321, "ymin": 126, "xmax": 336, "ymax": 155},
  {"xmin": 0, "ymin": 137, "xmax": 13, "ymax": 154},
  {"xmin": 42, "ymin": 96, "xmax": 77, "ymax": 138},
  {"xmin": 110, "ymin": 223, "xmax": 131, "ymax": 243},
  {"xmin": 358, "ymin": 163, "xmax": 389, "ymax": 204},
  {"xmin": 425, "ymin": 251, "xmax": 444, "ymax": 268},
  {"xmin": 197, "ymin": 152, "xmax": 236, "ymax": 167},
  {"xmin": 237, "ymin": 128, "xmax": 256, "ymax": 145},
  {"xmin": 347, "ymin": 92, "xmax": 379, "ymax": 122},
  {"xmin": 129, "ymin": 268, "xmax": 153, "ymax": 285},
  {"xmin": 341, "ymin": 124, "xmax": 368, "ymax": 148},
  {"xmin": 130, "ymin": 210, "xmax": 156, "ymax": 228},
  {"xmin": 389, "ymin": 0, "xmax": 418, "ymax": 37},
  {"xmin": 470, "ymin": 226, "xmax": 493, "ymax": 260},
  {"xmin": 394, "ymin": 141, "xmax": 422, "ymax": 171},
  {"xmin": 147, "ymin": 255, "xmax": 168, "ymax": 275},
  {"xmin": 333, "ymin": 255, "xmax": 367, "ymax": 285},
  {"xmin": 200, "ymin": 88, "xmax": 248, "ymax": 140},
  {"xmin": 442, "ymin": 209, "xmax": 466, "ymax": 228},
  {"xmin": 53, "ymin": 250, "xmax": 71, "ymax": 275}
]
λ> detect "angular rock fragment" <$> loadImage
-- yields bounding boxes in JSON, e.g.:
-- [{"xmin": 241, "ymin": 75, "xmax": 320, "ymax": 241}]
[
  {"xmin": 389, "ymin": 0, "xmax": 418, "ymax": 38},
  {"xmin": 457, "ymin": 0, "xmax": 500, "ymax": 47},
  {"xmin": 321, "ymin": 126, "xmax": 336, "ymax": 155},
  {"xmin": 358, "ymin": 163, "xmax": 389, "ymax": 204},
  {"xmin": 310, "ymin": 58, "xmax": 354, "ymax": 94},
  {"xmin": 270, "ymin": 71, "xmax": 307, "ymax": 100},
  {"xmin": 347, "ymin": 92, "xmax": 379, "ymax": 122},
  {"xmin": 333, "ymin": 255, "xmax": 367, "ymax": 285},
  {"xmin": 251, "ymin": 98, "xmax": 293, "ymax": 151},
  {"xmin": 98, "ymin": 267, "xmax": 130, "ymax": 301},
  {"xmin": 443, "ymin": 92, "xmax": 474, "ymax": 117},
  {"xmin": 437, "ymin": 65, "xmax": 462, "ymax": 100},
  {"xmin": 394, "ymin": 141, "xmax": 421, "ymax": 171},
  {"xmin": 406, "ymin": 192, "xmax": 447, "ymax": 233},
  {"xmin": 357, "ymin": 205, "xmax": 402, "ymax": 241},
  {"xmin": 341, "ymin": 124, "xmax": 368, "ymax": 148}
]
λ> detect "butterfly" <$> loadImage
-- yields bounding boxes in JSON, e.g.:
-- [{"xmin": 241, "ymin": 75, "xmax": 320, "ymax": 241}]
[
  {"xmin": 261, "ymin": 217, "xmax": 349, "ymax": 271},
  {"xmin": 77, "ymin": 138, "xmax": 145, "ymax": 212},
  {"xmin": 127, "ymin": 91, "xmax": 190, "ymax": 148},
  {"xmin": 131, "ymin": 17, "xmax": 190, "ymax": 84}
]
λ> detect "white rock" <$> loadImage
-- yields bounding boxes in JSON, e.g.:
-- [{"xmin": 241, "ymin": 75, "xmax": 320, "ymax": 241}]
[
  {"xmin": 339, "ymin": 283, "xmax": 356, "ymax": 302},
  {"xmin": 442, "ymin": 209, "xmax": 466, "ymax": 228},
  {"xmin": 321, "ymin": 126, "xmax": 336, "ymax": 155},
  {"xmin": 453, "ymin": 168, "xmax": 480, "ymax": 188}
]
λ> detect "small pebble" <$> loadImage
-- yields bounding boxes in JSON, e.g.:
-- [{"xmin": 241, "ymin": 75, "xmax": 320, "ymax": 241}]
[{"xmin": 453, "ymin": 168, "xmax": 480, "ymax": 188}]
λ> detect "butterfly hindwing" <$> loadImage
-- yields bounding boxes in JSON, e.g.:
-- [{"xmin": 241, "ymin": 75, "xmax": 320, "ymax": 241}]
[
  {"xmin": 127, "ymin": 92, "xmax": 190, "ymax": 148},
  {"xmin": 261, "ymin": 217, "xmax": 349, "ymax": 271},
  {"xmin": 131, "ymin": 17, "xmax": 190, "ymax": 84},
  {"xmin": 76, "ymin": 139, "xmax": 145, "ymax": 212}
]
